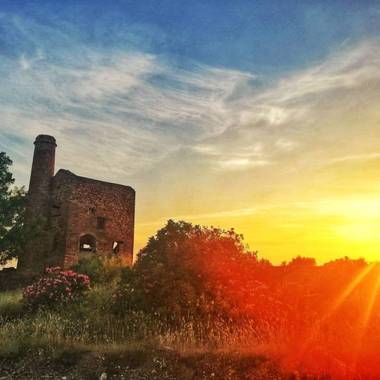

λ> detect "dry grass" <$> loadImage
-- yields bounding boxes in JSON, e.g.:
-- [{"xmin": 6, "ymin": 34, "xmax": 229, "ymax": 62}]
[
  {"xmin": 1, "ymin": 284, "xmax": 376, "ymax": 379},
  {"xmin": 0, "ymin": 287, "xmax": 278, "ymax": 358}
]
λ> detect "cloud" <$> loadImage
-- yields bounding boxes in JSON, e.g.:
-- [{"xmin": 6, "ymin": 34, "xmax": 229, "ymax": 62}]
[
  {"xmin": 217, "ymin": 158, "xmax": 271, "ymax": 171},
  {"xmin": 19, "ymin": 49, "xmax": 44, "ymax": 70},
  {"xmin": 191, "ymin": 38, "xmax": 380, "ymax": 175},
  {"xmin": 137, "ymin": 204, "xmax": 273, "ymax": 227},
  {"xmin": 0, "ymin": 15, "xmax": 254, "ymax": 184},
  {"xmin": 326, "ymin": 153, "xmax": 380, "ymax": 165},
  {"xmin": 254, "ymin": 40, "xmax": 380, "ymax": 104},
  {"xmin": 275, "ymin": 139, "xmax": 297, "ymax": 151},
  {"xmin": 1, "ymin": 13, "xmax": 380, "ymax": 190}
]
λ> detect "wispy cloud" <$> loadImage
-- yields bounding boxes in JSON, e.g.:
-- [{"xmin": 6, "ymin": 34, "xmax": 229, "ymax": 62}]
[
  {"xmin": 138, "ymin": 195, "xmax": 380, "ymax": 229},
  {"xmin": 137, "ymin": 204, "xmax": 273, "ymax": 227},
  {"xmin": 0, "ymin": 15, "xmax": 254, "ymax": 184},
  {"xmin": 217, "ymin": 158, "xmax": 271, "ymax": 171},
  {"xmin": 327, "ymin": 153, "xmax": 380, "ymax": 165},
  {"xmin": 1, "ymin": 14, "xmax": 380, "ymax": 191},
  {"xmin": 191, "ymin": 38, "xmax": 380, "ymax": 174}
]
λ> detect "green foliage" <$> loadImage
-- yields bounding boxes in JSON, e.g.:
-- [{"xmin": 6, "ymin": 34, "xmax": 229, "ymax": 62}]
[
  {"xmin": 72, "ymin": 253, "xmax": 125, "ymax": 284},
  {"xmin": 0, "ymin": 289, "xmax": 24, "ymax": 320},
  {"xmin": 0, "ymin": 152, "xmax": 27, "ymax": 264},
  {"xmin": 113, "ymin": 220, "xmax": 268, "ymax": 325},
  {"xmin": 71, "ymin": 254, "xmax": 104, "ymax": 282}
]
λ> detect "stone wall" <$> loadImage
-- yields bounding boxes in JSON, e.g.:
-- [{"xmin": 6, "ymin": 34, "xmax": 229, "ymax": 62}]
[{"xmin": 52, "ymin": 170, "xmax": 135, "ymax": 268}]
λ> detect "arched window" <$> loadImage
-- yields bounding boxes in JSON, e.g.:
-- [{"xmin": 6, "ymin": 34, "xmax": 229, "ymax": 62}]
[{"xmin": 79, "ymin": 234, "xmax": 96, "ymax": 252}]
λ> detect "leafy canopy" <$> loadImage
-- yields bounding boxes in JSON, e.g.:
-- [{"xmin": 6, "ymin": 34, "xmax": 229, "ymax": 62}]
[
  {"xmin": 115, "ymin": 220, "xmax": 278, "ymax": 324},
  {"xmin": 0, "ymin": 152, "xmax": 26, "ymax": 264}
]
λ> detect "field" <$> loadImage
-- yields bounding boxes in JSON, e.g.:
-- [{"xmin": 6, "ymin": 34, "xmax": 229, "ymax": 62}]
[
  {"xmin": 0, "ymin": 286, "xmax": 289, "ymax": 380},
  {"xmin": 2, "ymin": 259, "xmax": 380, "ymax": 379}
]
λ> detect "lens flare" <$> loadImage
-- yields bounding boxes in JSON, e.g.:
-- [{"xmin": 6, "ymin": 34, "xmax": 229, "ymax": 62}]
[
  {"xmin": 352, "ymin": 264, "xmax": 380, "ymax": 375},
  {"xmin": 324, "ymin": 263, "xmax": 376, "ymax": 320},
  {"xmin": 293, "ymin": 263, "xmax": 376, "ymax": 368}
]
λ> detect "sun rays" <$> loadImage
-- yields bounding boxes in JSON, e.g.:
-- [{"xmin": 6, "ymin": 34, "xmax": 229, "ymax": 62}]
[
  {"xmin": 324, "ymin": 263, "xmax": 376, "ymax": 321},
  {"xmin": 293, "ymin": 262, "xmax": 380, "ymax": 375},
  {"xmin": 351, "ymin": 264, "xmax": 380, "ymax": 375}
]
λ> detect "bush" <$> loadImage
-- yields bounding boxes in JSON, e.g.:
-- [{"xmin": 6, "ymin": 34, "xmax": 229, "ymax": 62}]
[
  {"xmin": 71, "ymin": 254, "xmax": 125, "ymax": 284},
  {"xmin": 23, "ymin": 267, "xmax": 90, "ymax": 309},
  {"xmin": 112, "ymin": 220, "xmax": 278, "ymax": 327}
]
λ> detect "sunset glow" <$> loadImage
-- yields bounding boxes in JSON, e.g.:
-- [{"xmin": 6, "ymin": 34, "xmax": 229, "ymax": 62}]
[
  {"xmin": 1, "ymin": 2, "xmax": 379, "ymax": 265},
  {"xmin": 2, "ymin": 3, "xmax": 380, "ymax": 378}
]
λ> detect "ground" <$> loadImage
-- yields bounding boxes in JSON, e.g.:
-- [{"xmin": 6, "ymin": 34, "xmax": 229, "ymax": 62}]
[{"xmin": 0, "ymin": 346, "xmax": 291, "ymax": 380}]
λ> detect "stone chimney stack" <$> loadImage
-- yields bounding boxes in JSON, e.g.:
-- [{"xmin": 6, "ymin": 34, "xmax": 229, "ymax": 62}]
[{"xmin": 27, "ymin": 135, "xmax": 56, "ymax": 221}]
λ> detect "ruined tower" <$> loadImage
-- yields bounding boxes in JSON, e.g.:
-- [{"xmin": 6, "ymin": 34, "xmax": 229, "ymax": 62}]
[{"xmin": 19, "ymin": 135, "xmax": 135, "ymax": 274}]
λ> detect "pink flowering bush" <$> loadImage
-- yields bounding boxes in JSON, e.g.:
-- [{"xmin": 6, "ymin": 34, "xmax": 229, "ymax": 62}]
[{"xmin": 23, "ymin": 267, "xmax": 90, "ymax": 309}]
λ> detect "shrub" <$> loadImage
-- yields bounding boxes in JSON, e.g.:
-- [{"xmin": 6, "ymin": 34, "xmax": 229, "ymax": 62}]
[
  {"xmin": 112, "ymin": 220, "xmax": 280, "ymax": 327},
  {"xmin": 71, "ymin": 254, "xmax": 104, "ymax": 283},
  {"xmin": 71, "ymin": 254, "xmax": 125, "ymax": 284},
  {"xmin": 23, "ymin": 267, "xmax": 90, "ymax": 309}
]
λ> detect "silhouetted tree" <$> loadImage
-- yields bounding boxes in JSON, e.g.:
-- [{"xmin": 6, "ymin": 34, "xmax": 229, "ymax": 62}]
[
  {"xmin": 0, "ymin": 152, "xmax": 26, "ymax": 264},
  {"xmin": 287, "ymin": 256, "xmax": 316, "ymax": 268},
  {"xmin": 114, "ymin": 220, "xmax": 284, "ymax": 326}
]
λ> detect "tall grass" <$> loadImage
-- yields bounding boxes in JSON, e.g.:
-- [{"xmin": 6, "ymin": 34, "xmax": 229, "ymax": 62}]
[
  {"xmin": 0, "ymin": 286, "xmax": 275, "ymax": 359},
  {"xmin": 0, "ymin": 289, "xmax": 23, "ymax": 319},
  {"xmin": 0, "ymin": 285, "xmax": 175, "ymax": 359}
]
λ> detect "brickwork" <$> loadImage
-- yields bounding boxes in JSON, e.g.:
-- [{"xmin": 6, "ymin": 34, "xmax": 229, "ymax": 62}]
[
  {"xmin": 26, "ymin": 135, "xmax": 56, "ymax": 222},
  {"xmin": 20, "ymin": 135, "xmax": 135, "ymax": 273}
]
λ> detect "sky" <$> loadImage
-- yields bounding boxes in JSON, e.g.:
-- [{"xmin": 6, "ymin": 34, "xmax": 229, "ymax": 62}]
[{"xmin": 1, "ymin": 1, "xmax": 380, "ymax": 264}]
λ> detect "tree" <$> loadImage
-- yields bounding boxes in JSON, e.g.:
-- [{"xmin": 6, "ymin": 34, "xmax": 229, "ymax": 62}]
[
  {"xmin": 114, "ymin": 220, "xmax": 282, "ymax": 325},
  {"xmin": 287, "ymin": 256, "xmax": 316, "ymax": 268},
  {"xmin": 0, "ymin": 152, "xmax": 27, "ymax": 264}
]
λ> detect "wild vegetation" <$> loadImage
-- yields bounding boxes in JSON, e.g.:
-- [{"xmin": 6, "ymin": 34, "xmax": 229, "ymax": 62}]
[
  {"xmin": 1, "ymin": 220, "xmax": 379, "ymax": 379},
  {"xmin": 22, "ymin": 267, "xmax": 90, "ymax": 309},
  {"xmin": 0, "ymin": 152, "xmax": 26, "ymax": 265},
  {"xmin": 1, "ymin": 151, "xmax": 380, "ymax": 379}
]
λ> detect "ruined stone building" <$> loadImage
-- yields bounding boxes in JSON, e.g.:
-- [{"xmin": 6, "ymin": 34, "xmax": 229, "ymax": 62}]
[{"xmin": 18, "ymin": 135, "xmax": 135, "ymax": 273}]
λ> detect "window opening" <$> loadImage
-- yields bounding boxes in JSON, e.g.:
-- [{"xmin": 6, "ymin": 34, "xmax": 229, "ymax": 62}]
[
  {"xmin": 79, "ymin": 234, "xmax": 96, "ymax": 252},
  {"xmin": 97, "ymin": 217, "xmax": 106, "ymax": 229},
  {"xmin": 112, "ymin": 241, "xmax": 123, "ymax": 254}
]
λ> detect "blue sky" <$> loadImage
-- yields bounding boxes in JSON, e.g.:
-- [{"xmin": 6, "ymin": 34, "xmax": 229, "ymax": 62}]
[
  {"xmin": 2, "ymin": 1, "xmax": 379, "ymax": 73},
  {"xmin": 1, "ymin": 1, "xmax": 380, "ymax": 262}
]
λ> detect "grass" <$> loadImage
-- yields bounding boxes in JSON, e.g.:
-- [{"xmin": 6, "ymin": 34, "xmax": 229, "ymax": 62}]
[
  {"xmin": 0, "ymin": 286, "xmax": 291, "ymax": 379},
  {"xmin": 0, "ymin": 285, "xmax": 181, "ymax": 356},
  {"xmin": 0, "ymin": 289, "xmax": 24, "ymax": 320},
  {"xmin": 0, "ymin": 285, "xmax": 357, "ymax": 380},
  {"xmin": 0, "ymin": 285, "xmax": 285, "ymax": 354}
]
